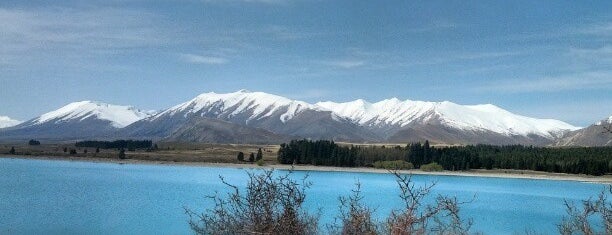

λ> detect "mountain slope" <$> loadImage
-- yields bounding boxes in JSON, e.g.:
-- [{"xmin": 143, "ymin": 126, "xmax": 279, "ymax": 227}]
[
  {"xmin": 317, "ymin": 98, "xmax": 579, "ymax": 145},
  {"xmin": 0, "ymin": 116, "xmax": 21, "ymax": 128},
  {"xmin": 0, "ymin": 101, "xmax": 153, "ymax": 140},
  {"xmin": 555, "ymin": 116, "xmax": 612, "ymax": 146},
  {"xmin": 123, "ymin": 90, "xmax": 379, "ymax": 142},
  {"xmin": 164, "ymin": 117, "xmax": 290, "ymax": 143}
]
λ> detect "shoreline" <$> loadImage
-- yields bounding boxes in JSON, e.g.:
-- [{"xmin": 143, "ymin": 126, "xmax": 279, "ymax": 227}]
[{"xmin": 2, "ymin": 154, "xmax": 611, "ymax": 184}]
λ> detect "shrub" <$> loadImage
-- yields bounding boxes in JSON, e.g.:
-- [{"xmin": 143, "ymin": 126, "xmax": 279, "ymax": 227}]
[
  {"xmin": 373, "ymin": 160, "xmax": 414, "ymax": 170},
  {"xmin": 118, "ymin": 148, "xmax": 126, "ymax": 159},
  {"xmin": 237, "ymin": 152, "xmax": 244, "ymax": 162},
  {"xmin": 9, "ymin": 146, "xmax": 15, "ymax": 154},
  {"xmin": 248, "ymin": 152, "xmax": 255, "ymax": 162},
  {"xmin": 185, "ymin": 169, "xmax": 319, "ymax": 235},
  {"xmin": 329, "ymin": 181, "xmax": 379, "ymax": 235},
  {"xmin": 558, "ymin": 186, "xmax": 611, "ymax": 235},
  {"xmin": 28, "ymin": 139, "xmax": 40, "ymax": 146},
  {"xmin": 256, "ymin": 159, "xmax": 265, "ymax": 166},
  {"xmin": 69, "ymin": 149, "xmax": 77, "ymax": 155},
  {"xmin": 385, "ymin": 171, "xmax": 472, "ymax": 234},
  {"xmin": 420, "ymin": 162, "xmax": 444, "ymax": 172}
]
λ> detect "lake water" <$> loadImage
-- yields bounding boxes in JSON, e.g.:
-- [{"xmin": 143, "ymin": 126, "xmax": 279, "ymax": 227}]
[{"xmin": 0, "ymin": 157, "xmax": 607, "ymax": 234}]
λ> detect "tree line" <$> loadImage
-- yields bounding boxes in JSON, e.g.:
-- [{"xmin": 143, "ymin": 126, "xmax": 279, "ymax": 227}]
[
  {"xmin": 277, "ymin": 139, "xmax": 612, "ymax": 175},
  {"xmin": 75, "ymin": 140, "xmax": 153, "ymax": 150}
]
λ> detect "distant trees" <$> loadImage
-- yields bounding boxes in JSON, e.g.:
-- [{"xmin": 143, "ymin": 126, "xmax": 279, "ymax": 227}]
[
  {"xmin": 278, "ymin": 139, "xmax": 612, "ymax": 175},
  {"xmin": 28, "ymin": 139, "xmax": 40, "ymax": 145},
  {"xmin": 248, "ymin": 153, "xmax": 255, "ymax": 162},
  {"xmin": 69, "ymin": 149, "xmax": 77, "ymax": 155},
  {"xmin": 237, "ymin": 152, "xmax": 245, "ymax": 162},
  {"xmin": 75, "ymin": 140, "xmax": 152, "ymax": 150},
  {"xmin": 256, "ymin": 148, "xmax": 263, "ymax": 161},
  {"xmin": 9, "ymin": 146, "xmax": 15, "ymax": 154},
  {"xmin": 95, "ymin": 147, "xmax": 100, "ymax": 153},
  {"xmin": 63, "ymin": 147, "xmax": 68, "ymax": 153},
  {"xmin": 118, "ymin": 148, "xmax": 126, "ymax": 159}
]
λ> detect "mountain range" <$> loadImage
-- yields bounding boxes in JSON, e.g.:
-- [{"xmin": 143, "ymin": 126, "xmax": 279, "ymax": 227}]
[{"xmin": 1, "ymin": 90, "xmax": 609, "ymax": 146}]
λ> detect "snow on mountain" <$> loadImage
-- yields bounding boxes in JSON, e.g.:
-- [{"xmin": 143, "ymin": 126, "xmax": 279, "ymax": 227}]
[
  {"xmin": 316, "ymin": 99, "xmax": 579, "ymax": 139},
  {"xmin": 156, "ymin": 90, "xmax": 324, "ymax": 123},
  {"xmin": 595, "ymin": 115, "xmax": 612, "ymax": 125},
  {"xmin": 0, "ymin": 116, "xmax": 21, "ymax": 128},
  {"xmin": 29, "ymin": 101, "xmax": 153, "ymax": 128}
]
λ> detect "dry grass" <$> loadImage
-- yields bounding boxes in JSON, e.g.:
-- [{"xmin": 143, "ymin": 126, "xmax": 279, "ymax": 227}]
[{"xmin": 0, "ymin": 142, "xmax": 279, "ymax": 164}]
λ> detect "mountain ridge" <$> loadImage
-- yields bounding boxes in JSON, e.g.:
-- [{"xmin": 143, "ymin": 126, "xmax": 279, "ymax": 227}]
[{"xmin": 1, "ymin": 90, "xmax": 592, "ymax": 145}]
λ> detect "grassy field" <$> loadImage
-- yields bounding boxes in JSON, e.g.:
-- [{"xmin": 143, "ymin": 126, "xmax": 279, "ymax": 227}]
[{"xmin": 0, "ymin": 142, "xmax": 279, "ymax": 164}]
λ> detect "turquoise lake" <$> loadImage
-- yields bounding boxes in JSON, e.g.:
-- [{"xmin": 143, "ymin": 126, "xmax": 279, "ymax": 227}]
[{"xmin": 0, "ymin": 157, "xmax": 607, "ymax": 234}]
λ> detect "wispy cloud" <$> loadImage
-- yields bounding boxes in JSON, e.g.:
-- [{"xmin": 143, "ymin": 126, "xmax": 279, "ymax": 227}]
[
  {"xmin": 474, "ymin": 71, "xmax": 612, "ymax": 93},
  {"xmin": 202, "ymin": 0, "xmax": 296, "ymax": 5},
  {"xmin": 179, "ymin": 53, "xmax": 229, "ymax": 64},
  {"xmin": 0, "ymin": 7, "xmax": 173, "ymax": 69},
  {"xmin": 322, "ymin": 59, "xmax": 366, "ymax": 69}
]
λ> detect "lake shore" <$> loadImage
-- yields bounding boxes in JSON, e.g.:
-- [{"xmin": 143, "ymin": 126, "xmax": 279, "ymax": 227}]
[{"xmin": 2, "ymin": 154, "xmax": 611, "ymax": 184}]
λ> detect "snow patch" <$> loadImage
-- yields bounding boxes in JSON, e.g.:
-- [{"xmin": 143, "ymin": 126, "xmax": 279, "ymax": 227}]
[
  {"xmin": 157, "ymin": 90, "xmax": 321, "ymax": 123},
  {"xmin": 33, "ymin": 101, "xmax": 151, "ymax": 128}
]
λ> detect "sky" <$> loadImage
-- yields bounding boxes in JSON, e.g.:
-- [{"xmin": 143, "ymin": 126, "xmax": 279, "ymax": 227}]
[{"xmin": 0, "ymin": 0, "xmax": 611, "ymax": 127}]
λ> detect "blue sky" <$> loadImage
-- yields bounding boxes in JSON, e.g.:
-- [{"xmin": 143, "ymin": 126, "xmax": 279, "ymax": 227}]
[{"xmin": 0, "ymin": 0, "xmax": 610, "ymax": 126}]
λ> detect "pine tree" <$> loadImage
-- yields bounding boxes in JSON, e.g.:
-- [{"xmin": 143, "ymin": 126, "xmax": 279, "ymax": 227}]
[
  {"xmin": 118, "ymin": 148, "xmax": 126, "ymax": 159},
  {"xmin": 9, "ymin": 146, "xmax": 15, "ymax": 154},
  {"xmin": 237, "ymin": 152, "xmax": 245, "ymax": 162},
  {"xmin": 256, "ymin": 148, "xmax": 263, "ymax": 161},
  {"xmin": 249, "ymin": 153, "xmax": 255, "ymax": 162}
]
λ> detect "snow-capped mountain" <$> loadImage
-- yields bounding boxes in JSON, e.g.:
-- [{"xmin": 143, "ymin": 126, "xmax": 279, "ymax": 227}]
[
  {"xmin": 0, "ymin": 116, "xmax": 21, "ymax": 128},
  {"xmin": 0, "ymin": 101, "xmax": 153, "ymax": 140},
  {"xmin": 122, "ymin": 90, "xmax": 377, "ymax": 142},
  {"xmin": 556, "ymin": 116, "xmax": 612, "ymax": 146},
  {"xmin": 155, "ymin": 90, "xmax": 325, "ymax": 124},
  {"xmin": 0, "ymin": 90, "xmax": 586, "ymax": 145},
  {"xmin": 316, "ymin": 99, "xmax": 578, "ymax": 140},
  {"xmin": 25, "ymin": 101, "xmax": 153, "ymax": 128}
]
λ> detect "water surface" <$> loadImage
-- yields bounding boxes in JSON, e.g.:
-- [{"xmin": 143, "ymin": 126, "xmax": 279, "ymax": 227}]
[{"xmin": 0, "ymin": 157, "xmax": 606, "ymax": 234}]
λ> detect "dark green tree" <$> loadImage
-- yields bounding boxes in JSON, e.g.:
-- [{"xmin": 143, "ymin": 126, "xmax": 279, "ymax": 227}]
[
  {"xmin": 118, "ymin": 148, "xmax": 126, "ymax": 159},
  {"xmin": 9, "ymin": 146, "xmax": 15, "ymax": 154},
  {"xmin": 28, "ymin": 139, "xmax": 40, "ymax": 145},
  {"xmin": 237, "ymin": 152, "xmax": 245, "ymax": 162},
  {"xmin": 95, "ymin": 147, "xmax": 100, "ymax": 153},
  {"xmin": 249, "ymin": 152, "xmax": 255, "ymax": 162},
  {"xmin": 63, "ymin": 147, "xmax": 68, "ymax": 153},
  {"xmin": 256, "ymin": 148, "xmax": 263, "ymax": 161}
]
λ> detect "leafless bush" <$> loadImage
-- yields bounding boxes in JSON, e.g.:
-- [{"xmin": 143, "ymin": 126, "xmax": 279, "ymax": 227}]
[
  {"xmin": 185, "ymin": 169, "xmax": 319, "ymax": 235},
  {"xmin": 332, "ymin": 171, "xmax": 473, "ymax": 235},
  {"xmin": 329, "ymin": 181, "xmax": 380, "ymax": 235},
  {"xmin": 558, "ymin": 186, "xmax": 612, "ymax": 235},
  {"xmin": 385, "ymin": 171, "xmax": 473, "ymax": 235}
]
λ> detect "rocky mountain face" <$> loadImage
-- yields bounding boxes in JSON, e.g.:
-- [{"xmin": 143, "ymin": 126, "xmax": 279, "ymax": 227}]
[
  {"xmin": 555, "ymin": 116, "xmax": 612, "ymax": 146},
  {"xmin": 1, "ymin": 90, "xmax": 590, "ymax": 145}
]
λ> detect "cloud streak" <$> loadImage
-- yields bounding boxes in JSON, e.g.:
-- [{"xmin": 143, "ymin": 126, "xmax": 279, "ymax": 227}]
[
  {"xmin": 179, "ymin": 53, "xmax": 229, "ymax": 64},
  {"xmin": 0, "ymin": 7, "xmax": 173, "ymax": 69},
  {"xmin": 474, "ymin": 71, "xmax": 612, "ymax": 93}
]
